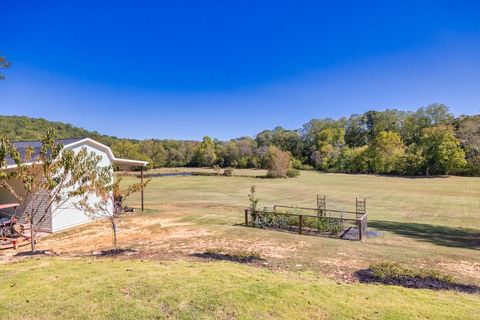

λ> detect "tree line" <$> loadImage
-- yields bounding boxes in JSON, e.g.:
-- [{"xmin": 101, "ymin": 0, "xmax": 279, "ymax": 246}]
[{"xmin": 1, "ymin": 104, "xmax": 479, "ymax": 176}]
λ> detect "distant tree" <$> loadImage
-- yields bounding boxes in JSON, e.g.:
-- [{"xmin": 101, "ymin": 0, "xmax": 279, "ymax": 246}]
[
  {"xmin": 302, "ymin": 118, "xmax": 345, "ymax": 149},
  {"xmin": 195, "ymin": 136, "xmax": 217, "ymax": 166},
  {"xmin": 402, "ymin": 104, "xmax": 454, "ymax": 144},
  {"xmin": 403, "ymin": 144, "xmax": 425, "ymax": 175},
  {"xmin": 220, "ymin": 140, "xmax": 241, "ymax": 167},
  {"xmin": 363, "ymin": 109, "xmax": 406, "ymax": 142},
  {"xmin": 139, "ymin": 140, "xmax": 168, "ymax": 168},
  {"xmin": 0, "ymin": 105, "xmax": 474, "ymax": 176},
  {"xmin": 455, "ymin": 115, "xmax": 480, "ymax": 165},
  {"xmin": 0, "ymin": 129, "xmax": 105, "ymax": 252},
  {"xmin": 368, "ymin": 131, "xmax": 406, "ymax": 174},
  {"xmin": 345, "ymin": 114, "xmax": 368, "ymax": 147},
  {"xmin": 0, "ymin": 55, "xmax": 11, "ymax": 80},
  {"xmin": 311, "ymin": 127, "xmax": 345, "ymax": 171},
  {"xmin": 255, "ymin": 127, "xmax": 304, "ymax": 160},
  {"xmin": 419, "ymin": 125, "xmax": 466, "ymax": 175},
  {"xmin": 344, "ymin": 146, "xmax": 370, "ymax": 173},
  {"xmin": 112, "ymin": 140, "xmax": 152, "ymax": 169}
]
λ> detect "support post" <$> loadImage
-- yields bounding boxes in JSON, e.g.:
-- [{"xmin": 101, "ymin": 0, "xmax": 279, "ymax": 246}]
[
  {"xmin": 358, "ymin": 218, "xmax": 363, "ymax": 241},
  {"xmin": 245, "ymin": 209, "xmax": 249, "ymax": 226},
  {"xmin": 356, "ymin": 197, "xmax": 358, "ymax": 219},
  {"xmin": 299, "ymin": 215, "xmax": 303, "ymax": 235},
  {"xmin": 141, "ymin": 167, "xmax": 144, "ymax": 212}
]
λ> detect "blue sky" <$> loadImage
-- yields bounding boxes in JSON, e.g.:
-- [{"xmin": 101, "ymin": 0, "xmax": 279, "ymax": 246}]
[{"xmin": 1, "ymin": 1, "xmax": 480, "ymax": 140}]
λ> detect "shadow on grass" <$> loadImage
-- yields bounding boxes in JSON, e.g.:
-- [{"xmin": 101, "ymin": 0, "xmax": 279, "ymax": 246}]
[
  {"xmin": 369, "ymin": 220, "xmax": 480, "ymax": 250},
  {"xmin": 355, "ymin": 268, "xmax": 479, "ymax": 294},
  {"xmin": 15, "ymin": 250, "xmax": 50, "ymax": 257}
]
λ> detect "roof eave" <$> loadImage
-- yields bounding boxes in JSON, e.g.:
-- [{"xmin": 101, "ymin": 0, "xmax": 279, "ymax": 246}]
[{"xmin": 113, "ymin": 158, "xmax": 149, "ymax": 167}]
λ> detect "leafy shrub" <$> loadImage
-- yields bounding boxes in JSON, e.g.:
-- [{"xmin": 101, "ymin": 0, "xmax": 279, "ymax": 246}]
[
  {"xmin": 203, "ymin": 248, "xmax": 262, "ymax": 262},
  {"xmin": 286, "ymin": 168, "xmax": 300, "ymax": 178},
  {"xmin": 299, "ymin": 164, "xmax": 315, "ymax": 170},
  {"xmin": 266, "ymin": 146, "xmax": 292, "ymax": 178},
  {"xmin": 369, "ymin": 262, "xmax": 453, "ymax": 283},
  {"xmin": 291, "ymin": 157, "xmax": 303, "ymax": 169},
  {"xmin": 303, "ymin": 216, "xmax": 342, "ymax": 234},
  {"xmin": 252, "ymin": 207, "xmax": 342, "ymax": 234}
]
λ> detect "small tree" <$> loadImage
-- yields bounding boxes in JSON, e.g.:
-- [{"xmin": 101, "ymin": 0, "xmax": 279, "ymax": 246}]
[
  {"xmin": 0, "ymin": 129, "xmax": 105, "ymax": 252},
  {"xmin": 248, "ymin": 185, "xmax": 259, "ymax": 223},
  {"xmin": 77, "ymin": 175, "xmax": 149, "ymax": 248},
  {"xmin": 265, "ymin": 146, "xmax": 292, "ymax": 178}
]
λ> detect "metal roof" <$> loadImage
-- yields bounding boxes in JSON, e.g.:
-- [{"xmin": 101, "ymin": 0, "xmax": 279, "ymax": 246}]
[
  {"xmin": 4, "ymin": 138, "xmax": 85, "ymax": 166},
  {"xmin": 2, "ymin": 138, "xmax": 148, "ymax": 167}
]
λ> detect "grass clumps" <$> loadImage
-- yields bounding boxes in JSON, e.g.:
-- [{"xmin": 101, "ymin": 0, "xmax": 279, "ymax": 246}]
[
  {"xmin": 195, "ymin": 248, "xmax": 263, "ymax": 263},
  {"xmin": 357, "ymin": 262, "xmax": 478, "ymax": 293}
]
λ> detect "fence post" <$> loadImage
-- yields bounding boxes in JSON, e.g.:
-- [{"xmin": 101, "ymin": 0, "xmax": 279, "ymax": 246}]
[
  {"xmin": 357, "ymin": 218, "xmax": 363, "ymax": 241},
  {"xmin": 299, "ymin": 215, "xmax": 303, "ymax": 234},
  {"xmin": 245, "ymin": 209, "xmax": 249, "ymax": 227}
]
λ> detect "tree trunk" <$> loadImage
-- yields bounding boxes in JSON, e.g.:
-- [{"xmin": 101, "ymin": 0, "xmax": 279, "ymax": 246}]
[
  {"xmin": 30, "ymin": 221, "xmax": 36, "ymax": 252},
  {"xmin": 112, "ymin": 221, "xmax": 118, "ymax": 248}
]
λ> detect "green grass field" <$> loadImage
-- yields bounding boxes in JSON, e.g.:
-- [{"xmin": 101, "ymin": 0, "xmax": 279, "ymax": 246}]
[
  {"xmin": 1, "ymin": 258, "xmax": 479, "ymax": 320},
  {"xmin": 1, "ymin": 169, "xmax": 479, "ymax": 319}
]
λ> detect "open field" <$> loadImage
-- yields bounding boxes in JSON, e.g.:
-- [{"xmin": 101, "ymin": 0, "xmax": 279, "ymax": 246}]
[{"xmin": 1, "ymin": 169, "xmax": 479, "ymax": 319}]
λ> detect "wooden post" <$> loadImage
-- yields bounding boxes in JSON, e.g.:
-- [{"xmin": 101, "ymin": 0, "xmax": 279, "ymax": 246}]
[
  {"xmin": 358, "ymin": 218, "xmax": 363, "ymax": 241},
  {"xmin": 245, "ymin": 209, "xmax": 249, "ymax": 226},
  {"xmin": 299, "ymin": 215, "xmax": 303, "ymax": 234},
  {"xmin": 355, "ymin": 197, "xmax": 358, "ymax": 218},
  {"xmin": 141, "ymin": 167, "xmax": 144, "ymax": 212}
]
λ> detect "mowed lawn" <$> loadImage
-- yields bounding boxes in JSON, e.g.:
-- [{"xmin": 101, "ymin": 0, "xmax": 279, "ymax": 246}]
[
  {"xmin": 124, "ymin": 169, "xmax": 480, "ymax": 275},
  {"xmin": 1, "ymin": 169, "xmax": 479, "ymax": 319},
  {"xmin": 1, "ymin": 258, "xmax": 479, "ymax": 320}
]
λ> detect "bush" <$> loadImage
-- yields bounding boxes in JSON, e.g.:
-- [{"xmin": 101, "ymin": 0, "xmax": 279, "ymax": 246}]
[
  {"xmin": 266, "ymin": 146, "xmax": 293, "ymax": 178},
  {"xmin": 291, "ymin": 157, "xmax": 303, "ymax": 169},
  {"xmin": 369, "ymin": 262, "xmax": 453, "ymax": 283},
  {"xmin": 203, "ymin": 248, "xmax": 262, "ymax": 262},
  {"xmin": 286, "ymin": 168, "xmax": 300, "ymax": 178}
]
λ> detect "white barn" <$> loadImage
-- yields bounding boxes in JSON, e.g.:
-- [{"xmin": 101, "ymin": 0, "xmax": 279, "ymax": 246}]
[{"xmin": 0, "ymin": 138, "xmax": 148, "ymax": 232}]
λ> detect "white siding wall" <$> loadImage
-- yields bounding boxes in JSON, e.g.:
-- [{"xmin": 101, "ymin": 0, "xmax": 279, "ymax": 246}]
[{"xmin": 51, "ymin": 142, "xmax": 114, "ymax": 232}]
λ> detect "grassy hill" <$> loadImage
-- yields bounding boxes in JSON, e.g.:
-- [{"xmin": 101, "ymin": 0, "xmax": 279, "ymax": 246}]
[
  {"xmin": 1, "ymin": 113, "xmax": 479, "ymax": 175},
  {"xmin": 0, "ymin": 115, "xmax": 121, "ymax": 145}
]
